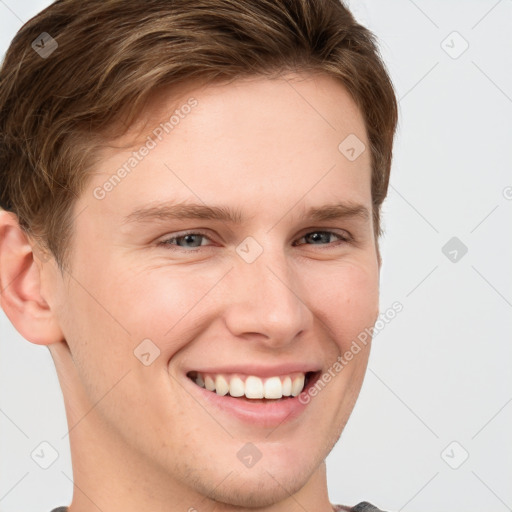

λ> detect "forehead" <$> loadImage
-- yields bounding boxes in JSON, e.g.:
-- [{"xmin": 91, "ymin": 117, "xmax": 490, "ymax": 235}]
[
  {"xmin": 116, "ymin": 71, "xmax": 367, "ymax": 143},
  {"xmin": 81, "ymin": 72, "xmax": 372, "ymax": 225}
]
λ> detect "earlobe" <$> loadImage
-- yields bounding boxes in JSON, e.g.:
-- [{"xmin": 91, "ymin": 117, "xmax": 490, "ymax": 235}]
[{"xmin": 0, "ymin": 211, "xmax": 64, "ymax": 346}]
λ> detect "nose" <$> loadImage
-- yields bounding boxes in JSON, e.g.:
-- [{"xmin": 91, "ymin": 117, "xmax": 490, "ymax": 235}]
[{"xmin": 222, "ymin": 244, "xmax": 312, "ymax": 349}]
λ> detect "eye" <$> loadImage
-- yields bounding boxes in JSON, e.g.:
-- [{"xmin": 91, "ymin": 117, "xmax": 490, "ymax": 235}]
[
  {"xmin": 158, "ymin": 229, "xmax": 353, "ymax": 252},
  {"xmin": 159, "ymin": 231, "xmax": 214, "ymax": 250},
  {"xmin": 293, "ymin": 230, "xmax": 352, "ymax": 247}
]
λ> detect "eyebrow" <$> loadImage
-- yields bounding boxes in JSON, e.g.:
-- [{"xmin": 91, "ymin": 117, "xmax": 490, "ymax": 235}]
[{"xmin": 122, "ymin": 200, "xmax": 370, "ymax": 225}]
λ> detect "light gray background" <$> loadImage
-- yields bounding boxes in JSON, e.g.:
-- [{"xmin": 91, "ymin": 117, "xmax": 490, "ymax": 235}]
[{"xmin": 1, "ymin": 1, "xmax": 511, "ymax": 511}]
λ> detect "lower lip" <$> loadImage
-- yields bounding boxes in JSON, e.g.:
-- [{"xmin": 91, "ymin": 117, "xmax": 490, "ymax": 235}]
[{"xmin": 184, "ymin": 374, "xmax": 318, "ymax": 429}]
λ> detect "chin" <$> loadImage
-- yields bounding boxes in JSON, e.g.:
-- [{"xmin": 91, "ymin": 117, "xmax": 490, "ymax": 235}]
[
  {"xmin": 189, "ymin": 443, "xmax": 323, "ymax": 508},
  {"xmin": 198, "ymin": 467, "xmax": 313, "ymax": 509}
]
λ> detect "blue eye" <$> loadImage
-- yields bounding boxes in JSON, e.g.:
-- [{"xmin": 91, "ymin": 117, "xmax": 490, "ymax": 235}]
[
  {"xmin": 294, "ymin": 231, "xmax": 351, "ymax": 246},
  {"xmin": 158, "ymin": 230, "xmax": 352, "ymax": 251},
  {"xmin": 160, "ymin": 232, "xmax": 212, "ymax": 250}
]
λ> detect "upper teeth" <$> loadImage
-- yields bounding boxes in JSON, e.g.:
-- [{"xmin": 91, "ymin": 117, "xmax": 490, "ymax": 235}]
[{"xmin": 192, "ymin": 372, "xmax": 306, "ymax": 399}]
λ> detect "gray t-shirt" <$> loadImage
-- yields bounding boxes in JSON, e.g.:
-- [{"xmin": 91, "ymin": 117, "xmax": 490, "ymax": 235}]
[
  {"xmin": 51, "ymin": 502, "xmax": 386, "ymax": 511},
  {"xmin": 334, "ymin": 503, "xmax": 388, "ymax": 512}
]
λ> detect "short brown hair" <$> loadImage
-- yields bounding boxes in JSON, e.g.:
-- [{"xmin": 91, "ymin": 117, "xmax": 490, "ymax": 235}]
[{"xmin": 0, "ymin": 0, "xmax": 398, "ymax": 269}]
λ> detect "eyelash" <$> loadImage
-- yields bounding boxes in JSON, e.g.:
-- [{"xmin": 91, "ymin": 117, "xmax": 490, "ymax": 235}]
[{"xmin": 158, "ymin": 229, "xmax": 353, "ymax": 251}]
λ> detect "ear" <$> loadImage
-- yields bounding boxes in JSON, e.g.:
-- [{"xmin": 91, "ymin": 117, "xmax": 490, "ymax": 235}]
[{"xmin": 0, "ymin": 210, "xmax": 64, "ymax": 345}]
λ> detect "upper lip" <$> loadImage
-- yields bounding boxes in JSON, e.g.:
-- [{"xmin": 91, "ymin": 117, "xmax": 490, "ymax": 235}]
[{"xmin": 185, "ymin": 363, "xmax": 321, "ymax": 378}]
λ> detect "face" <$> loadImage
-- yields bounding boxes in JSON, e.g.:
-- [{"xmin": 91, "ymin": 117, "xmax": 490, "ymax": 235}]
[{"xmin": 45, "ymin": 72, "xmax": 380, "ymax": 507}]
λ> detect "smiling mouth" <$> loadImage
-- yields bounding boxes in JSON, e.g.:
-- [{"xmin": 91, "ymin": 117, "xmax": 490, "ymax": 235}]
[{"xmin": 186, "ymin": 370, "xmax": 319, "ymax": 401}]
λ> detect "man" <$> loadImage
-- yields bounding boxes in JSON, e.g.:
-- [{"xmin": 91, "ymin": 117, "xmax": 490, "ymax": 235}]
[{"xmin": 0, "ymin": 0, "xmax": 398, "ymax": 511}]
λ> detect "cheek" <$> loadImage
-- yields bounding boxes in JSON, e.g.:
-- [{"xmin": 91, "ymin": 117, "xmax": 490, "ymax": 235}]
[
  {"xmin": 104, "ymin": 262, "xmax": 224, "ymax": 350},
  {"xmin": 304, "ymin": 259, "xmax": 379, "ymax": 350},
  {"xmin": 64, "ymin": 248, "xmax": 378, "ymax": 380},
  {"xmin": 105, "ymin": 255, "xmax": 379, "ymax": 354}
]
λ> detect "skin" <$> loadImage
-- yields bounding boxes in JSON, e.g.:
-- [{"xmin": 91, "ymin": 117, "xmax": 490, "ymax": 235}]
[{"xmin": 0, "ymin": 72, "xmax": 381, "ymax": 512}]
